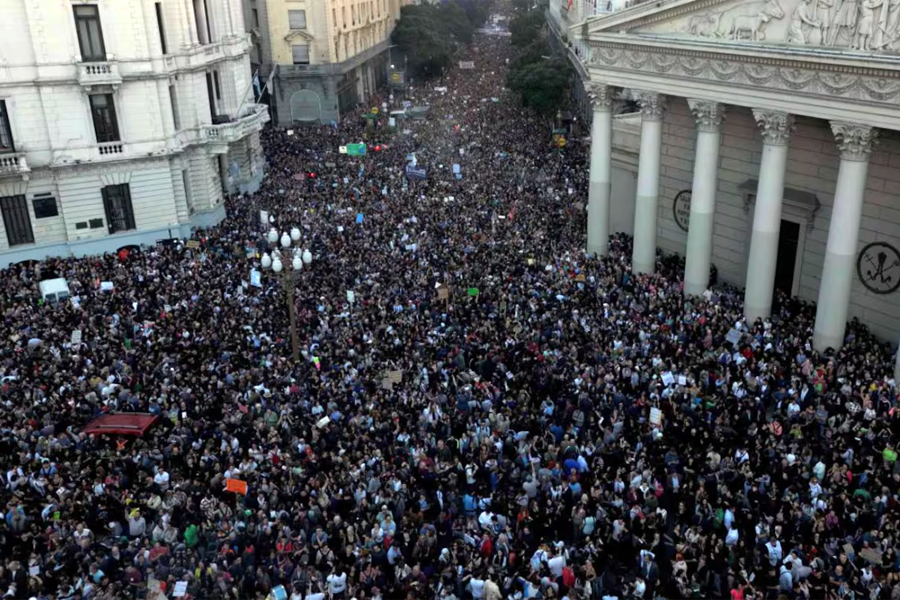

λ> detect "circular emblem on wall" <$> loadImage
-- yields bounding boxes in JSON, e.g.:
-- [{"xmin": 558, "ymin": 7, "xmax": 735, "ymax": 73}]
[
  {"xmin": 857, "ymin": 241, "xmax": 900, "ymax": 295},
  {"xmin": 673, "ymin": 190, "xmax": 692, "ymax": 232}
]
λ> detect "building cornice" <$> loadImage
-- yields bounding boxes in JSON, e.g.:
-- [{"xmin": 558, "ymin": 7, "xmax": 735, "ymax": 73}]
[{"xmin": 587, "ymin": 39, "xmax": 900, "ymax": 108}]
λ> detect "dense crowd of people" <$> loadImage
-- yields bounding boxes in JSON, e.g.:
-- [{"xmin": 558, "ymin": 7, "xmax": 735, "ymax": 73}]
[{"xmin": 2, "ymin": 12, "xmax": 900, "ymax": 600}]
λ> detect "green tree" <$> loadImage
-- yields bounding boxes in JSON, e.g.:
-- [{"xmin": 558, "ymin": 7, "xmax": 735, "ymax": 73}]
[
  {"xmin": 509, "ymin": 39, "xmax": 550, "ymax": 72},
  {"xmin": 391, "ymin": 8, "xmax": 453, "ymax": 79},
  {"xmin": 512, "ymin": 0, "xmax": 532, "ymax": 10},
  {"xmin": 441, "ymin": 1, "xmax": 474, "ymax": 45},
  {"xmin": 509, "ymin": 9, "xmax": 545, "ymax": 47},
  {"xmin": 507, "ymin": 57, "xmax": 572, "ymax": 115}
]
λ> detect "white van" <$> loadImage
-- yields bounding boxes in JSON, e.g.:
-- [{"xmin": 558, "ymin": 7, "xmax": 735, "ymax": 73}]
[{"xmin": 38, "ymin": 278, "xmax": 70, "ymax": 304}]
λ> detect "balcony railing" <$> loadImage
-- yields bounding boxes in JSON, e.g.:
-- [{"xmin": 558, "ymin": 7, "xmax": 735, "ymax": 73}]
[
  {"xmin": 201, "ymin": 104, "xmax": 270, "ymax": 145},
  {"xmin": 76, "ymin": 61, "xmax": 123, "ymax": 88},
  {"xmin": 0, "ymin": 152, "xmax": 30, "ymax": 178},
  {"xmin": 97, "ymin": 142, "xmax": 125, "ymax": 156}
]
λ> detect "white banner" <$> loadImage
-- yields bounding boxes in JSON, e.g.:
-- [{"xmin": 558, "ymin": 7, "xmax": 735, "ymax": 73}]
[{"xmin": 459, "ymin": 61, "xmax": 475, "ymax": 69}]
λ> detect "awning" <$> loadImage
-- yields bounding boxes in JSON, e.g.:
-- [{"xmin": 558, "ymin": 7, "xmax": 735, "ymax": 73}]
[{"xmin": 84, "ymin": 413, "xmax": 159, "ymax": 436}]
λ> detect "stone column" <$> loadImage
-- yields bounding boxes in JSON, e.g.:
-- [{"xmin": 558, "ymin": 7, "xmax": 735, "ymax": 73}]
[
  {"xmin": 631, "ymin": 91, "xmax": 666, "ymax": 275},
  {"xmin": 895, "ymin": 345, "xmax": 900, "ymax": 383},
  {"xmin": 684, "ymin": 100, "xmax": 725, "ymax": 296},
  {"xmin": 744, "ymin": 110, "xmax": 794, "ymax": 323},
  {"xmin": 586, "ymin": 83, "xmax": 614, "ymax": 257},
  {"xmin": 813, "ymin": 123, "xmax": 878, "ymax": 352}
]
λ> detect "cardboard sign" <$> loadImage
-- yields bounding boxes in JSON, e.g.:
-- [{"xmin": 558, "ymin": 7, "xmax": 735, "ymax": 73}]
[
  {"xmin": 225, "ymin": 478, "xmax": 247, "ymax": 495},
  {"xmin": 650, "ymin": 407, "xmax": 662, "ymax": 426},
  {"xmin": 437, "ymin": 286, "xmax": 450, "ymax": 301},
  {"xmin": 71, "ymin": 330, "xmax": 82, "ymax": 345},
  {"xmin": 387, "ymin": 370, "xmax": 403, "ymax": 384},
  {"xmin": 186, "ymin": 240, "xmax": 201, "ymax": 249}
]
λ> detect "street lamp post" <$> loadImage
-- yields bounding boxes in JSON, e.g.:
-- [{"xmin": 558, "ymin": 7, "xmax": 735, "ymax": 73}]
[{"xmin": 262, "ymin": 227, "xmax": 313, "ymax": 363}]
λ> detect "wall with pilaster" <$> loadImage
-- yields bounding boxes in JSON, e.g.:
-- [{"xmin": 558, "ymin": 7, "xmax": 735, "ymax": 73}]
[{"xmin": 654, "ymin": 98, "xmax": 900, "ymax": 343}]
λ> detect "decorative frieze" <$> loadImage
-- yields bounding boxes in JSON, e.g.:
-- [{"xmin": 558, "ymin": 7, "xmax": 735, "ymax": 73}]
[{"xmin": 587, "ymin": 42, "xmax": 900, "ymax": 105}]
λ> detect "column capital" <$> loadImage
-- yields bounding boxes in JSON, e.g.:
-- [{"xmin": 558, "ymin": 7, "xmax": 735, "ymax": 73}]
[
  {"xmin": 584, "ymin": 82, "xmax": 614, "ymax": 111},
  {"xmin": 830, "ymin": 122, "xmax": 879, "ymax": 161},
  {"xmin": 752, "ymin": 109, "xmax": 794, "ymax": 146},
  {"xmin": 633, "ymin": 91, "xmax": 667, "ymax": 122},
  {"xmin": 687, "ymin": 99, "xmax": 725, "ymax": 133}
]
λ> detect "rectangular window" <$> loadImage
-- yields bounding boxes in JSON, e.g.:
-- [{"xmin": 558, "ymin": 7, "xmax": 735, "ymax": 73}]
[
  {"xmin": 291, "ymin": 44, "xmax": 310, "ymax": 65},
  {"xmin": 89, "ymin": 94, "xmax": 120, "ymax": 143},
  {"xmin": 32, "ymin": 195, "xmax": 59, "ymax": 219},
  {"xmin": 73, "ymin": 5, "xmax": 107, "ymax": 62},
  {"xmin": 191, "ymin": 0, "xmax": 209, "ymax": 44},
  {"xmin": 252, "ymin": 8, "xmax": 259, "ymax": 27},
  {"xmin": 155, "ymin": 2, "xmax": 168, "ymax": 54},
  {"xmin": 213, "ymin": 71, "xmax": 221, "ymax": 100},
  {"xmin": 169, "ymin": 85, "xmax": 180, "ymax": 130},
  {"xmin": 205, "ymin": 73, "xmax": 217, "ymax": 121},
  {"xmin": 89, "ymin": 218, "xmax": 104, "ymax": 229},
  {"xmin": 102, "ymin": 184, "xmax": 136, "ymax": 234},
  {"xmin": 0, "ymin": 100, "xmax": 13, "ymax": 153},
  {"xmin": 288, "ymin": 9, "xmax": 307, "ymax": 29},
  {"xmin": 75, "ymin": 221, "xmax": 88, "ymax": 230},
  {"xmin": 0, "ymin": 195, "xmax": 34, "ymax": 246}
]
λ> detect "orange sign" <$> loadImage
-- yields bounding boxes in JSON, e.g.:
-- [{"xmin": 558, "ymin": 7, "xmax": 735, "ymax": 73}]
[{"xmin": 225, "ymin": 478, "xmax": 247, "ymax": 495}]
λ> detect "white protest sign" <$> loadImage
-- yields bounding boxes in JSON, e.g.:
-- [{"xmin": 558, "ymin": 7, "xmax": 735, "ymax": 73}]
[
  {"xmin": 250, "ymin": 269, "xmax": 262, "ymax": 288},
  {"xmin": 287, "ymin": 130, "xmax": 294, "ymax": 136},
  {"xmin": 650, "ymin": 407, "xmax": 662, "ymax": 426},
  {"xmin": 100, "ymin": 281, "xmax": 114, "ymax": 292},
  {"xmin": 259, "ymin": 210, "xmax": 269, "ymax": 226},
  {"xmin": 346, "ymin": 290, "xmax": 355, "ymax": 304},
  {"xmin": 661, "ymin": 372, "xmax": 675, "ymax": 387},
  {"xmin": 173, "ymin": 581, "xmax": 188, "ymax": 597},
  {"xmin": 71, "ymin": 330, "xmax": 82, "ymax": 345}
]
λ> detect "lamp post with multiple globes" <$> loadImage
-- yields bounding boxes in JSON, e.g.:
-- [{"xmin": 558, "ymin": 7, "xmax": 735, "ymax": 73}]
[{"xmin": 261, "ymin": 227, "xmax": 312, "ymax": 363}]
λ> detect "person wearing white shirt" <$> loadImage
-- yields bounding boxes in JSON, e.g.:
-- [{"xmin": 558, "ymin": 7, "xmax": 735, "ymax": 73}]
[
  {"xmin": 467, "ymin": 576, "xmax": 485, "ymax": 599},
  {"xmin": 725, "ymin": 526, "xmax": 739, "ymax": 546},
  {"xmin": 547, "ymin": 551, "xmax": 566, "ymax": 578},
  {"xmin": 153, "ymin": 468, "xmax": 170, "ymax": 491},
  {"xmin": 326, "ymin": 570, "xmax": 347, "ymax": 596}
]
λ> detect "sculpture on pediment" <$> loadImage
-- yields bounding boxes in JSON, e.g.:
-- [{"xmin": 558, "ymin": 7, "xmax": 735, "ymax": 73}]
[
  {"xmin": 726, "ymin": 0, "xmax": 786, "ymax": 40},
  {"xmin": 855, "ymin": 0, "xmax": 884, "ymax": 49},
  {"xmin": 686, "ymin": 12, "xmax": 724, "ymax": 37},
  {"xmin": 883, "ymin": 0, "xmax": 900, "ymax": 49},
  {"xmin": 787, "ymin": 0, "xmax": 821, "ymax": 43},
  {"xmin": 829, "ymin": 0, "xmax": 860, "ymax": 43}
]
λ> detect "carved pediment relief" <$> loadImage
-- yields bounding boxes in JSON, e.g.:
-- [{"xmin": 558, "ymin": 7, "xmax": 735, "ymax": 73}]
[{"xmin": 585, "ymin": 0, "xmax": 900, "ymax": 53}]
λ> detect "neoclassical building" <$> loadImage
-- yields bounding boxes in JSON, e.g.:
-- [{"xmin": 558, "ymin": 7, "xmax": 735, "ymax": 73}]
[
  {"xmin": 565, "ymin": 0, "xmax": 900, "ymax": 366},
  {"xmin": 0, "ymin": 0, "xmax": 267, "ymax": 268}
]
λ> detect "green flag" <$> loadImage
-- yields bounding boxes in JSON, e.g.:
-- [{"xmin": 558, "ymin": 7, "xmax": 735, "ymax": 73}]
[{"xmin": 467, "ymin": 288, "xmax": 480, "ymax": 297}]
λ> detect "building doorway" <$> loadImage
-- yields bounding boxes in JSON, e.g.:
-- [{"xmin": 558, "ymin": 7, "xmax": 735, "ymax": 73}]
[{"xmin": 773, "ymin": 219, "xmax": 800, "ymax": 300}]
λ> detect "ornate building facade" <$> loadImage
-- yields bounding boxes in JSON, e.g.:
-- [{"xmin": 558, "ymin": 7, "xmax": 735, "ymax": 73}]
[
  {"xmin": 0, "ymin": 0, "xmax": 267, "ymax": 268},
  {"xmin": 244, "ymin": 0, "xmax": 411, "ymax": 125},
  {"xmin": 567, "ymin": 0, "xmax": 900, "ymax": 368}
]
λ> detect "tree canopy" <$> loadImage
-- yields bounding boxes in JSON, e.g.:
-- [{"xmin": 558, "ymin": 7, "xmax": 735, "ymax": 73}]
[
  {"xmin": 509, "ymin": 8, "xmax": 545, "ymax": 47},
  {"xmin": 506, "ymin": 57, "xmax": 573, "ymax": 115},
  {"xmin": 391, "ymin": 1, "xmax": 488, "ymax": 79}
]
